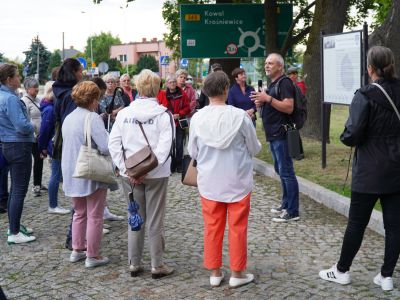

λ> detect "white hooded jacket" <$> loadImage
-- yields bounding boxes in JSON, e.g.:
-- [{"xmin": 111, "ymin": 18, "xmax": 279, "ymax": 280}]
[
  {"xmin": 188, "ymin": 105, "xmax": 261, "ymax": 203},
  {"xmin": 108, "ymin": 98, "xmax": 174, "ymax": 179}
]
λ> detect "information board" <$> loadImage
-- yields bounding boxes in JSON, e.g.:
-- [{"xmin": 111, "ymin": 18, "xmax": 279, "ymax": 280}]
[
  {"xmin": 322, "ymin": 31, "xmax": 362, "ymax": 105},
  {"xmin": 180, "ymin": 4, "xmax": 292, "ymax": 58}
]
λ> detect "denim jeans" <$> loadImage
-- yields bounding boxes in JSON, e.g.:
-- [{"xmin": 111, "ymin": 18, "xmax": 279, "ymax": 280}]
[
  {"xmin": 337, "ymin": 191, "xmax": 400, "ymax": 277},
  {"xmin": 269, "ymin": 139, "xmax": 299, "ymax": 216},
  {"xmin": 2, "ymin": 142, "xmax": 32, "ymax": 234},
  {"xmin": 0, "ymin": 163, "xmax": 9, "ymax": 208},
  {"xmin": 48, "ymin": 159, "xmax": 62, "ymax": 208}
]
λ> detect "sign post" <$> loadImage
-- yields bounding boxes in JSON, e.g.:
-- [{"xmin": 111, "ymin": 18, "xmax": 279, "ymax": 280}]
[{"xmin": 180, "ymin": 4, "xmax": 292, "ymax": 58}]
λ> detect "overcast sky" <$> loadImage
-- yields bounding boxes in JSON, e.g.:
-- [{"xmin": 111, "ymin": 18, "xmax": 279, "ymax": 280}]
[{"xmin": 0, "ymin": 0, "xmax": 167, "ymax": 62}]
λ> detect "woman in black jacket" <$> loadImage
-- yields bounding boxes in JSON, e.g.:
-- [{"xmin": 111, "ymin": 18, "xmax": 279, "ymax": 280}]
[{"xmin": 319, "ymin": 46, "xmax": 400, "ymax": 291}]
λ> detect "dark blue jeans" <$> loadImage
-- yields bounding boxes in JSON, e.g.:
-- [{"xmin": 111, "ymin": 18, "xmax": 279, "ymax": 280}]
[
  {"xmin": 172, "ymin": 126, "xmax": 185, "ymax": 171},
  {"xmin": 2, "ymin": 142, "xmax": 32, "ymax": 234},
  {"xmin": 337, "ymin": 192, "xmax": 400, "ymax": 277},
  {"xmin": 270, "ymin": 139, "xmax": 299, "ymax": 216},
  {"xmin": 48, "ymin": 159, "xmax": 62, "ymax": 208},
  {"xmin": 0, "ymin": 165, "xmax": 9, "ymax": 209}
]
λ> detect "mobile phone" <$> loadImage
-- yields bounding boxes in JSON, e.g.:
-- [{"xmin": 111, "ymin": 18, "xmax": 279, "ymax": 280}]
[{"xmin": 258, "ymin": 80, "xmax": 263, "ymax": 92}]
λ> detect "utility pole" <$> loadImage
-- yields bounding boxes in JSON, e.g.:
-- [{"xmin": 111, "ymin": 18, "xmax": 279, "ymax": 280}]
[
  {"xmin": 36, "ymin": 35, "xmax": 40, "ymax": 81},
  {"xmin": 62, "ymin": 32, "xmax": 65, "ymax": 61}
]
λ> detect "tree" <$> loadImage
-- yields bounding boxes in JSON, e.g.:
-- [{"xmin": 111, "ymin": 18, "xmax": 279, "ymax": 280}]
[
  {"xmin": 85, "ymin": 32, "xmax": 121, "ymax": 65},
  {"xmin": 136, "ymin": 55, "xmax": 159, "ymax": 73},
  {"xmin": 23, "ymin": 36, "xmax": 51, "ymax": 82},
  {"xmin": 48, "ymin": 50, "xmax": 62, "ymax": 73},
  {"xmin": 0, "ymin": 52, "xmax": 4, "ymax": 63},
  {"xmin": 105, "ymin": 58, "xmax": 123, "ymax": 72}
]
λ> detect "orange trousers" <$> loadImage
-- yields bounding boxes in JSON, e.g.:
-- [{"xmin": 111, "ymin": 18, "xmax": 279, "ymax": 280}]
[{"xmin": 201, "ymin": 193, "xmax": 251, "ymax": 271}]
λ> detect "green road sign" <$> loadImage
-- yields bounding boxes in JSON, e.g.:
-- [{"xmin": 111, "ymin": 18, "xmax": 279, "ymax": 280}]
[{"xmin": 180, "ymin": 4, "xmax": 292, "ymax": 58}]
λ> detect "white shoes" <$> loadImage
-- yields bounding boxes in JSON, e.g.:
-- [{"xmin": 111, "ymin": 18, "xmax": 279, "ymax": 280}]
[
  {"xmin": 210, "ymin": 272, "xmax": 225, "ymax": 287},
  {"xmin": 7, "ymin": 232, "xmax": 36, "ymax": 244},
  {"xmin": 229, "ymin": 273, "xmax": 254, "ymax": 288},
  {"xmin": 319, "ymin": 264, "xmax": 351, "ymax": 285},
  {"xmin": 70, "ymin": 251, "xmax": 86, "ymax": 263},
  {"xmin": 48, "ymin": 206, "xmax": 70, "ymax": 215},
  {"xmin": 102, "ymin": 228, "xmax": 110, "ymax": 234},
  {"xmin": 374, "ymin": 273, "xmax": 393, "ymax": 291},
  {"xmin": 85, "ymin": 256, "xmax": 109, "ymax": 268},
  {"xmin": 103, "ymin": 207, "xmax": 123, "ymax": 221}
]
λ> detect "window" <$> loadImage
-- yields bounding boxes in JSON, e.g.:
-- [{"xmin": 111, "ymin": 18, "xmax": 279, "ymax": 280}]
[{"xmin": 119, "ymin": 55, "xmax": 127, "ymax": 62}]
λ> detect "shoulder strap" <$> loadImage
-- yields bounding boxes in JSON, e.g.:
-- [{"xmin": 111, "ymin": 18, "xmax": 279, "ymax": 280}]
[
  {"xmin": 274, "ymin": 76, "xmax": 290, "ymax": 99},
  {"xmin": 371, "ymin": 83, "xmax": 400, "ymax": 122},
  {"xmin": 25, "ymin": 95, "xmax": 40, "ymax": 111},
  {"xmin": 138, "ymin": 122, "xmax": 151, "ymax": 147}
]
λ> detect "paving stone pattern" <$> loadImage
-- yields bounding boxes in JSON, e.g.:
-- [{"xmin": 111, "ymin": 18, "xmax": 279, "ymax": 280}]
[{"xmin": 0, "ymin": 160, "xmax": 398, "ymax": 299}]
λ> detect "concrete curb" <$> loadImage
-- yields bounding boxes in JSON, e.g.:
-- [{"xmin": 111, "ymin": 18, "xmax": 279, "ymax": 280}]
[{"xmin": 253, "ymin": 157, "xmax": 384, "ymax": 236}]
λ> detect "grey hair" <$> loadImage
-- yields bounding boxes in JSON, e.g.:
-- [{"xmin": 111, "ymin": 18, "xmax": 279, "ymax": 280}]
[
  {"xmin": 166, "ymin": 74, "xmax": 177, "ymax": 83},
  {"xmin": 202, "ymin": 71, "xmax": 230, "ymax": 98},
  {"xmin": 23, "ymin": 77, "xmax": 39, "ymax": 90},
  {"xmin": 175, "ymin": 69, "xmax": 188, "ymax": 77},
  {"xmin": 102, "ymin": 73, "xmax": 118, "ymax": 82},
  {"xmin": 268, "ymin": 53, "xmax": 285, "ymax": 66},
  {"xmin": 120, "ymin": 73, "xmax": 130, "ymax": 82}
]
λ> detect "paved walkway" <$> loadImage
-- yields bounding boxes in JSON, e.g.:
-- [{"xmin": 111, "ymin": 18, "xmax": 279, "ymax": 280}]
[{"xmin": 0, "ymin": 160, "xmax": 397, "ymax": 299}]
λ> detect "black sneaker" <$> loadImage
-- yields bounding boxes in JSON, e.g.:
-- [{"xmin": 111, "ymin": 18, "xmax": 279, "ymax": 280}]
[
  {"xmin": 272, "ymin": 212, "xmax": 300, "ymax": 222},
  {"xmin": 0, "ymin": 205, "xmax": 6, "ymax": 214}
]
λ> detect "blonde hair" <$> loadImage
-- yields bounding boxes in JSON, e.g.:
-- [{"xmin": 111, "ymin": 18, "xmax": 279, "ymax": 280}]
[
  {"xmin": 71, "ymin": 81, "xmax": 101, "ymax": 109},
  {"xmin": 175, "ymin": 69, "xmax": 188, "ymax": 78},
  {"xmin": 43, "ymin": 81, "xmax": 55, "ymax": 101},
  {"xmin": 135, "ymin": 69, "xmax": 160, "ymax": 98}
]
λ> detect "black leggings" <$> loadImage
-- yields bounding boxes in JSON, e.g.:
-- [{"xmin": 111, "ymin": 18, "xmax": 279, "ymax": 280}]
[
  {"xmin": 337, "ymin": 191, "xmax": 400, "ymax": 277},
  {"xmin": 32, "ymin": 143, "xmax": 43, "ymax": 187}
]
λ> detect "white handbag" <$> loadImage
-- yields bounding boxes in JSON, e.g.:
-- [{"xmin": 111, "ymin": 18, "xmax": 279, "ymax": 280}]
[{"xmin": 73, "ymin": 113, "xmax": 117, "ymax": 184}]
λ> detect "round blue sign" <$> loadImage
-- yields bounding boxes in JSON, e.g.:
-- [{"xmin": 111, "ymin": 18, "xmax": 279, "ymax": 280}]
[
  {"xmin": 180, "ymin": 58, "xmax": 189, "ymax": 67},
  {"xmin": 77, "ymin": 57, "xmax": 87, "ymax": 69}
]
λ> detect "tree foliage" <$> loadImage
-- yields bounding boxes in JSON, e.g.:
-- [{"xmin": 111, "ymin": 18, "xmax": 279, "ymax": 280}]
[
  {"xmin": 48, "ymin": 50, "xmax": 62, "ymax": 73},
  {"xmin": 85, "ymin": 32, "xmax": 121, "ymax": 65},
  {"xmin": 23, "ymin": 36, "xmax": 51, "ymax": 82},
  {"xmin": 0, "ymin": 52, "xmax": 4, "ymax": 63},
  {"xmin": 136, "ymin": 55, "xmax": 159, "ymax": 73}
]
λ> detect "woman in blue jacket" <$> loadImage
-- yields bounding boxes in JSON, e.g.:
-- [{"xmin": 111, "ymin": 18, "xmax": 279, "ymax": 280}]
[
  {"xmin": 38, "ymin": 81, "xmax": 70, "ymax": 215},
  {"xmin": 0, "ymin": 64, "xmax": 36, "ymax": 244}
]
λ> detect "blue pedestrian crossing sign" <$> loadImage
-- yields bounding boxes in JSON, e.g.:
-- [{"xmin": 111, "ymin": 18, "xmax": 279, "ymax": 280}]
[
  {"xmin": 180, "ymin": 58, "xmax": 189, "ymax": 68},
  {"xmin": 77, "ymin": 57, "xmax": 87, "ymax": 69},
  {"xmin": 160, "ymin": 56, "xmax": 169, "ymax": 65}
]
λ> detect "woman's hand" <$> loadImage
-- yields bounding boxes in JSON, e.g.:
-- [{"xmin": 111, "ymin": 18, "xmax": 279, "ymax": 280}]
[
  {"xmin": 173, "ymin": 114, "xmax": 180, "ymax": 120},
  {"xmin": 128, "ymin": 174, "xmax": 147, "ymax": 185}
]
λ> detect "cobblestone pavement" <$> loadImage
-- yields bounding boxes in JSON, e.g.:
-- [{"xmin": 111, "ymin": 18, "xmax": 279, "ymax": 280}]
[{"xmin": 0, "ymin": 160, "xmax": 398, "ymax": 300}]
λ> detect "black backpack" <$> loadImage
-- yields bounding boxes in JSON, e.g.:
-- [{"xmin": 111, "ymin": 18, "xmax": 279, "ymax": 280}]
[{"xmin": 274, "ymin": 76, "xmax": 308, "ymax": 129}]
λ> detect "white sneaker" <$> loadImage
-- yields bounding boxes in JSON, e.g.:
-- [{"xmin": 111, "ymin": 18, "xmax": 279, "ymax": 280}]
[
  {"xmin": 210, "ymin": 272, "xmax": 225, "ymax": 287},
  {"xmin": 85, "ymin": 256, "xmax": 109, "ymax": 268},
  {"xmin": 48, "ymin": 206, "xmax": 70, "ymax": 215},
  {"xmin": 104, "ymin": 207, "xmax": 123, "ymax": 221},
  {"xmin": 374, "ymin": 273, "xmax": 393, "ymax": 291},
  {"xmin": 7, "ymin": 232, "xmax": 36, "ymax": 244},
  {"xmin": 70, "ymin": 251, "xmax": 86, "ymax": 263},
  {"xmin": 229, "ymin": 273, "xmax": 254, "ymax": 288},
  {"xmin": 319, "ymin": 264, "xmax": 351, "ymax": 285},
  {"xmin": 102, "ymin": 228, "xmax": 110, "ymax": 234}
]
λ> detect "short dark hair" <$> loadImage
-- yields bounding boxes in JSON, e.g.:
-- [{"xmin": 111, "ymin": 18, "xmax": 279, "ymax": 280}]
[
  {"xmin": 231, "ymin": 67, "xmax": 245, "ymax": 79},
  {"xmin": 57, "ymin": 58, "xmax": 81, "ymax": 84},
  {"xmin": 211, "ymin": 63, "xmax": 222, "ymax": 72},
  {"xmin": 0, "ymin": 64, "xmax": 18, "ymax": 84},
  {"xmin": 202, "ymin": 71, "xmax": 230, "ymax": 98},
  {"xmin": 367, "ymin": 46, "xmax": 397, "ymax": 80},
  {"xmin": 90, "ymin": 77, "xmax": 107, "ymax": 91}
]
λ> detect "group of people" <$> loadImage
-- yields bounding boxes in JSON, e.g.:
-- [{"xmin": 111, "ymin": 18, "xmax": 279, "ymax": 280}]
[{"xmin": 0, "ymin": 45, "xmax": 399, "ymax": 291}]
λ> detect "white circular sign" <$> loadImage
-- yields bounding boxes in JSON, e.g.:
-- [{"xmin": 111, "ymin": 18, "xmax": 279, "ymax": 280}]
[{"xmin": 98, "ymin": 62, "xmax": 109, "ymax": 73}]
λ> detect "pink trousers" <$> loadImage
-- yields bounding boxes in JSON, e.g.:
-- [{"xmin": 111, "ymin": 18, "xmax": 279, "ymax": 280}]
[{"xmin": 72, "ymin": 188, "xmax": 106, "ymax": 257}]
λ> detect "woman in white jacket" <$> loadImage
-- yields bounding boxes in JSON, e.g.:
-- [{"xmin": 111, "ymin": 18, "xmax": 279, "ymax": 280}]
[
  {"xmin": 188, "ymin": 71, "xmax": 261, "ymax": 288},
  {"xmin": 109, "ymin": 69, "xmax": 174, "ymax": 279}
]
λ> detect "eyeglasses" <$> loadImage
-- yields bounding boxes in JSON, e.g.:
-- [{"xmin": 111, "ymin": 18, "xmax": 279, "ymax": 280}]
[
  {"xmin": 106, "ymin": 81, "xmax": 116, "ymax": 84},
  {"xmin": 122, "ymin": 80, "xmax": 130, "ymax": 82}
]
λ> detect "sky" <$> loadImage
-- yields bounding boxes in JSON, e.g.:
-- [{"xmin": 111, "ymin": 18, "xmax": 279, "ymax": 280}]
[{"xmin": 0, "ymin": 0, "xmax": 168, "ymax": 62}]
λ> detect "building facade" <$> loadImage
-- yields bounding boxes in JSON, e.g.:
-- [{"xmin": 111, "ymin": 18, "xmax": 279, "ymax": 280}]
[{"xmin": 110, "ymin": 38, "xmax": 176, "ymax": 79}]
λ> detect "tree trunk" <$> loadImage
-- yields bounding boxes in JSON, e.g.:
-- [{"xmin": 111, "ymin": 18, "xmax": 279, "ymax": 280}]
[
  {"xmin": 302, "ymin": 0, "xmax": 350, "ymax": 139},
  {"xmin": 369, "ymin": 1, "xmax": 400, "ymax": 77}
]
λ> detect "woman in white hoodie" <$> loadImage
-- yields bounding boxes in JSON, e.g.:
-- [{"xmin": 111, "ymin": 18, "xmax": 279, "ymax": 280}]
[
  {"xmin": 188, "ymin": 71, "xmax": 261, "ymax": 288},
  {"xmin": 108, "ymin": 69, "xmax": 174, "ymax": 279}
]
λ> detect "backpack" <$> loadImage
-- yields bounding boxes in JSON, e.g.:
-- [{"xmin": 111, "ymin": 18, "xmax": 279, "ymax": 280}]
[{"xmin": 274, "ymin": 76, "xmax": 308, "ymax": 129}]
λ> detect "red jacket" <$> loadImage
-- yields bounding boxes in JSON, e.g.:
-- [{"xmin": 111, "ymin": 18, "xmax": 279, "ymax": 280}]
[{"xmin": 158, "ymin": 87, "xmax": 190, "ymax": 126}]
